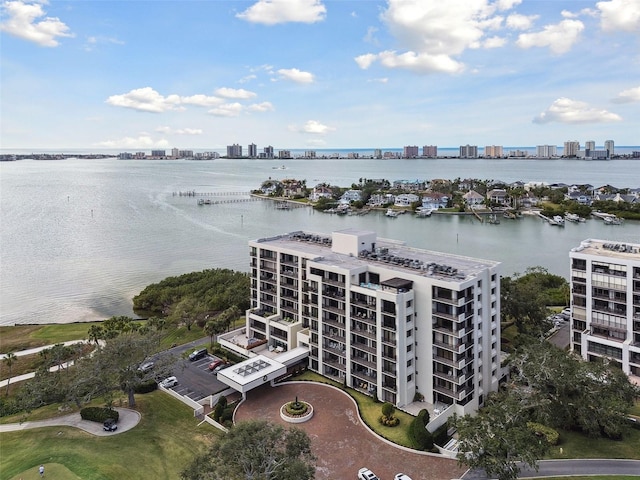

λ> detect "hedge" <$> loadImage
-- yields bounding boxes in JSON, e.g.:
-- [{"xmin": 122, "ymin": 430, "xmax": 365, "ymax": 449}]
[{"xmin": 80, "ymin": 407, "xmax": 119, "ymax": 423}]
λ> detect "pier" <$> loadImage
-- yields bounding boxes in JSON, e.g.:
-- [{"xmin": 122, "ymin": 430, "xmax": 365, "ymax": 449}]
[{"xmin": 173, "ymin": 191, "xmax": 250, "ymax": 197}]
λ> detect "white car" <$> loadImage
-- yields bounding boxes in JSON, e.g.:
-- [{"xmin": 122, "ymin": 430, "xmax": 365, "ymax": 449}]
[
  {"xmin": 160, "ymin": 376, "xmax": 178, "ymax": 388},
  {"xmin": 358, "ymin": 468, "xmax": 379, "ymax": 480},
  {"xmin": 395, "ymin": 474, "xmax": 413, "ymax": 480}
]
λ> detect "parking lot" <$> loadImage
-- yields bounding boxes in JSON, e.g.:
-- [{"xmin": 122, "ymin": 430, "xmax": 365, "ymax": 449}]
[{"xmin": 159, "ymin": 340, "xmax": 231, "ymax": 402}]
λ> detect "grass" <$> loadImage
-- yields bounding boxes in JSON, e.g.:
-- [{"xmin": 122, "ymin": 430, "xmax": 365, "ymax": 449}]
[
  {"xmin": 291, "ymin": 371, "xmax": 415, "ymax": 448},
  {"xmin": 1, "ymin": 391, "xmax": 221, "ymax": 480},
  {"xmin": 0, "ymin": 323, "xmax": 103, "ymax": 353},
  {"xmin": 544, "ymin": 425, "xmax": 640, "ymax": 461}
]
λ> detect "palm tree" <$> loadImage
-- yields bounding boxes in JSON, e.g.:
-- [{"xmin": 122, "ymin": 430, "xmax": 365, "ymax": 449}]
[{"xmin": 3, "ymin": 352, "xmax": 17, "ymax": 395}]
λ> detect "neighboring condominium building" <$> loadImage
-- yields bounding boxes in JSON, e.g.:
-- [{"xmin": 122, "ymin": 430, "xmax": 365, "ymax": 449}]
[
  {"xmin": 245, "ymin": 229, "xmax": 501, "ymax": 415},
  {"xmin": 569, "ymin": 239, "xmax": 640, "ymax": 379}
]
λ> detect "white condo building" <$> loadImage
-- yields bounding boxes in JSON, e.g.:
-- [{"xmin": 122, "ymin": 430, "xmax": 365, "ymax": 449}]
[
  {"xmin": 241, "ymin": 229, "xmax": 502, "ymax": 416},
  {"xmin": 605, "ymin": 140, "xmax": 615, "ymax": 156},
  {"xmin": 569, "ymin": 239, "xmax": 640, "ymax": 381}
]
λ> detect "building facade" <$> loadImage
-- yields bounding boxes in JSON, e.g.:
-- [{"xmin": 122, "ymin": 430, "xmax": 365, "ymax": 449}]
[
  {"xmin": 536, "ymin": 145, "xmax": 557, "ymax": 157},
  {"xmin": 564, "ymin": 141, "xmax": 580, "ymax": 157},
  {"xmin": 403, "ymin": 145, "xmax": 419, "ymax": 158},
  {"xmin": 247, "ymin": 229, "xmax": 501, "ymax": 415},
  {"xmin": 484, "ymin": 145, "xmax": 503, "ymax": 158},
  {"xmin": 248, "ymin": 143, "xmax": 257, "ymax": 158},
  {"xmin": 227, "ymin": 144, "xmax": 243, "ymax": 158},
  {"xmin": 423, "ymin": 145, "xmax": 438, "ymax": 158},
  {"xmin": 569, "ymin": 239, "xmax": 640, "ymax": 379},
  {"xmin": 605, "ymin": 140, "xmax": 615, "ymax": 157},
  {"xmin": 459, "ymin": 145, "xmax": 478, "ymax": 158}
]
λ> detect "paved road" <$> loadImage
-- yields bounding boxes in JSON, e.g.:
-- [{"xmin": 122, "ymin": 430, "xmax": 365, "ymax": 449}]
[
  {"xmin": 461, "ymin": 459, "xmax": 640, "ymax": 479},
  {"xmin": 0, "ymin": 407, "xmax": 140, "ymax": 436}
]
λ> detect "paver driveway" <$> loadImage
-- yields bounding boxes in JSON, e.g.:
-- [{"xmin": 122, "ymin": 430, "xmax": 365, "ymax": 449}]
[{"xmin": 234, "ymin": 382, "xmax": 466, "ymax": 480}]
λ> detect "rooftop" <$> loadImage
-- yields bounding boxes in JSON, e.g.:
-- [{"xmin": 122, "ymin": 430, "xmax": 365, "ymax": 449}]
[
  {"xmin": 253, "ymin": 229, "xmax": 500, "ymax": 283},
  {"xmin": 571, "ymin": 239, "xmax": 640, "ymax": 259}
]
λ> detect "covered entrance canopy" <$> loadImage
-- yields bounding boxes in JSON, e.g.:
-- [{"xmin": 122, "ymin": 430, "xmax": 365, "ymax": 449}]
[{"xmin": 217, "ymin": 348, "xmax": 308, "ymax": 394}]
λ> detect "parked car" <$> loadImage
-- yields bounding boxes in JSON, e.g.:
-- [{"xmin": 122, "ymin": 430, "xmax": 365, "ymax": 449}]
[
  {"xmin": 160, "ymin": 376, "xmax": 178, "ymax": 388},
  {"xmin": 358, "ymin": 468, "xmax": 380, "ymax": 480},
  {"xmin": 213, "ymin": 363, "xmax": 231, "ymax": 373},
  {"xmin": 138, "ymin": 361, "xmax": 155, "ymax": 373},
  {"xmin": 188, "ymin": 348, "xmax": 208, "ymax": 361},
  {"xmin": 208, "ymin": 359, "xmax": 226, "ymax": 371},
  {"xmin": 394, "ymin": 474, "xmax": 413, "ymax": 480},
  {"xmin": 103, "ymin": 418, "xmax": 118, "ymax": 432}
]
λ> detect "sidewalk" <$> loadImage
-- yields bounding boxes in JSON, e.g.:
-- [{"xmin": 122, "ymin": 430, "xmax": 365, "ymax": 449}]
[{"xmin": 1, "ymin": 340, "xmax": 88, "ymax": 359}]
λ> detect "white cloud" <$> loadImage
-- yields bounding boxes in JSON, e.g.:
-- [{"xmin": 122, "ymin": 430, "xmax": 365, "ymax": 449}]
[
  {"xmin": 106, "ymin": 89, "xmax": 231, "ymax": 112},
  {"xmin": 364, "ymin": 26, "xmax": 379, "ymax": 45},
  {"xmin": 95, "ymin": 135, "xmax": 169, "ymax": 148},
  {"xmin": 0, "ymin": 0, "xmax": 74, "ymax": 47},
  {"xmin": 483, "ymin": 36, "xmax": 506, "ymax": 48},
  {"xmin": 506, "ymin": 13, "xmax": 538, "ymax": 30},
  {"xmin": 303, "ymin": 120, "xmax": 334, "ymax": 134},
  {"xmin": 236, "ymin": 0, "xmax": 326, "ymax": 25},
  {"xmin": 214, "ymin": 87, "xmax": 257, "ymax": 99},
  {"xmin": 357, "ymin": 0, "xmax": 518, "ymax": 75},
  {"xmin": 247, "ymin": 102, "xmax": 275, "ymax": 112},
  {"xmin": 277, "ymin": 68, "xmax": 315, "ymax": 83},
  {"xmin": 516, "ymin": 19, "xmax": 584, "ymax": 54},
  {"xmin": 155, "ymin": 126, "xmax": 203, "ymax": 135},
  {"xmin": 612, "ymin": 85, "xmax": 640, "ymax": 103},
  {"xmin": 367, "ymin": 77, "xmax": 389, "ymax": 83},
  {"xmin": 533, "ymin": 97, "xmax": 622, "ymax": 124},
  {"xmin": 106, "ymin": 88, "xmax": 184, "ymax": 113},
  {"xmin": 562, "ymin": 7, "xmax": 598, "ymax": 18},
  {"xmin": 208, "ymin": 103, "xmax": 243, "ymax": 117},
  {"xmin": 357, "ymin": 50, "xmax": 464, "ymax": 75},
  {"xmin": 597, "ymin": 0, "xmax": 640, "ymax": 33},
  {"xmin": 238, "ymin": 74, "xmax": 257, "ymax": 84}
]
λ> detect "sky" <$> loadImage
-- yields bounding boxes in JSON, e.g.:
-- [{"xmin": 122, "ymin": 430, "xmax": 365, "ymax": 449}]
[{"xmin": 1, "ymin": 0, "xmax": 639, "ymax": 151}]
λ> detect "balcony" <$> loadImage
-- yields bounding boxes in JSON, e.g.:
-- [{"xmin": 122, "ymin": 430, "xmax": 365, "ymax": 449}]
[
  {"xmin": 351, "ymin": 340, "xmax": 376, "ymax": 355},
  {"xmin": 351, "ymin": 355, "xmax": 377, "ymax": 370}
]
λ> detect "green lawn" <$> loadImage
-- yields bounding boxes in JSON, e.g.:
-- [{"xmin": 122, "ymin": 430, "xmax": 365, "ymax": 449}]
[
  {"xmin": 0, "ymin": 391, "xmax": 221, "ymax": 480},
  {"xmin": 545, "ymin": 426, "xmax": 640, "ymax": 460},
  {"xmin": 0, "ymin": 323, "xmax": 104, "ymax": 353}
]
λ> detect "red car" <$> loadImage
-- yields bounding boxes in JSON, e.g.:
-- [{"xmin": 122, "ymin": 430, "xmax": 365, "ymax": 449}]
[{"xmin": 208, "ymin": 359, "xmax": 226, "ymax": 371}]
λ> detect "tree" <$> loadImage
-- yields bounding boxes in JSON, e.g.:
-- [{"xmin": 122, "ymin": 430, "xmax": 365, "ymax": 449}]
[
  {"xmin": 87, "ymin": 324, "xmax": 104, "ymax": 345},
  {"xmin": 204, "ymin": 318, "xmax": 226, "ymax": 347},
  {"xmin": 454, "ymin": 392, "xmax": 549, "ymax": 480},
  {"xmin": 181, "ymin": 420, "xmax": 315, "ymax": 480},
  {"xmin": 3, "ymin": 352, "xmax": 17, "ymax": 395}
]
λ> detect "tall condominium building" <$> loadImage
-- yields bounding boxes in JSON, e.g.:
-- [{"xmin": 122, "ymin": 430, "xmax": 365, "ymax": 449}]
[
  {"xmin": 151, "ymin": 150, "xmax": 166, "ymax": 157},
  {"xmin": 605, "ymin": 140, "xmax": 615, "ymax": 157},
  {"xmin": 459, "ymin": 145, "xmax": 478, "ymax": 158},
  {"xmin": 171, "ymin": 147, "xmax": 180, "ymax": 159},
  {"xmin": 403, "ymin": 145, "xmax": 419, "ymax": 158},
  {"xmin": 263, "ymin": 145, "xmax": 274, "ymax": 159},
  {"xmin": 569, "ymin": 239, "xmax": 640, "ymax": 379},
  {"xmin": 423, "ymin": 145, "xmax": 438, "ymax": 158},
  {"xmin": 278, "ymin": 150, "xmax": 292, "ymax": 159},
  {"xmin": 227, "ymin": 144, "xmax": 243, "ymax": 158},
  {"xmin": 536, "ymin": 145, "xmax": 557, "ymax": 157},
  {"xmin": 248, "ymin": 143, "xmax": 257, "ymax": 158},
  {"xmin": 484, "ymin": 145, "xmax": 503, "ymax": 158},
  {"xmin": 246, "ymin": 229, "xmax": 502, "ymax": 415},
  {"xmin": 564, "ymin": 141, "xmax": 580, "ymax": 157},
  {"xmin": 585, "ymin": 140, "xmax": 596, "ymax": 152}
]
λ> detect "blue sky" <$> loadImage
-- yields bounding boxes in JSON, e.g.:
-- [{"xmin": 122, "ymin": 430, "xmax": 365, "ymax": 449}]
[{"xmin": 1, "ymin": 0, "xmax": 639, "ymax": 151}]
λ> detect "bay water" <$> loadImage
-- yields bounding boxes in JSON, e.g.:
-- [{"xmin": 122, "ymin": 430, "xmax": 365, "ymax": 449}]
[{"xmin": 1, "ymin": 157, "xmax": 639, "ymax": 325}]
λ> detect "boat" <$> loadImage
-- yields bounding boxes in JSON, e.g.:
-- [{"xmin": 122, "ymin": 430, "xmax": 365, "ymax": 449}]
[
  {"xmin": 385, "ymin": 208, "xmax": 399, "ymax": 218},
  {"xmin": 415, "ymin": 207, "xmax": 433, "ymax": 217},
  {"xmin": 275, "ymin": 201, "xmax": 291, "ymax": 210},
  {"xmin": 487, "ymin": 214, "xmax": 500, "ymax": 224},
  {"xmin": 564, "ymin": 212, "xmax": 585, "ymax": 223},
  {"xmin": 272, "ymin": 165, "xmax": 286, "ymax": 170},
  {"xmin": 604, "ymin": 215, "xmax": 622, "ymax": 225},
  {"xmin": 503, "ymin": 210, "xmax": 517, "ymax": 219},
  {"xmin": 336, "ymin": 204, "xmax": 350, "ymax": 215},
  {"xmin": 552, "ymin": 215, "xmax": 565, "ymax": 226}
]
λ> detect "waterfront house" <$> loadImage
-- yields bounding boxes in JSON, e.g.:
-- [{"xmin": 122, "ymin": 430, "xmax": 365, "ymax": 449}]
[
  {"xmin": 565, "ymin": 191, "xmax": 592, "ymax": 205},
  {"xmin": 309, "ymin": 184, "xmax": 334, "ymax": 202},
  {"xmin": 486, "ymin": 188, "xmax": 508, "ymax": 205},
  {"xmin": 281, "ymin": 179, "xmax": 305, "ymax": 198},
  {"xmin": 260, "ymin": 180, "xmax": 280, "ymax": 195},
  {"xmin": 392, "ymin": 180, "xmax": 425, "ymax": 192},
  {"xmin": 340, "ymin": 189, "xmax": 363, "ymax": 204},
  {"xmin": 366, "ymin": 193, "xmax": 388, "ymax": 207},
  {"xmin": 421, "ymin": 192, "xmax": 448, "ymax": 210},
  {"xmin": 394, "ymin": 193, "xmax": 420, "ymax": 207},
  {"xmin": 520, "ymin": 191, "xmax": 540, "ymax": 208},
  {"xmin": 463, "ymin": 190, "xmax": 485, "ymax": 207}
]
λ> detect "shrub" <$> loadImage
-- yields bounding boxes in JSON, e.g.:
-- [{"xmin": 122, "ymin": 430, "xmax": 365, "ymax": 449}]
[
  {"xmin": 134, "ymin": 379, "xmax": 158, "ymax": 394},
  {"xmin": 409, "ymin": 409, "xmax": 433, "ymax": 450},
  {"xmin": 80, "ymin": 407, "xmax": 119, "ymax": 423},
  {"xmin": 527, "ymin": 422, "xmax": 560, "ymax": 445},
  {"xmin": 378, "ymin": 414, "xmax": 400, "ymax": 427},
  {"xmin": 432, "ymin": 422, "xmax": 449, "ymax": 447},
  {"xmin": 381, "ymin": 402, "xmax": 395, "ymax": 418}
]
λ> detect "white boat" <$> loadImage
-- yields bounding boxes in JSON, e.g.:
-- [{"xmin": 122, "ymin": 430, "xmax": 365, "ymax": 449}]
[
  {"xmin": 386, "ymin": 208, "xmax": 399, "ymax": 218},
  {"xmin": 604, "ymin": 215, "xmax": 622, "ymax": 225},
  {"xmin": 565, "ymin": 213, "xmax": 585, "ymax": 223},
  {"xmin": 552, "ymin": 215, "xmax": 565, "ymax": 226},
  {"xmin": 415, "ymin": 207, "xmax": 433, "ymax": 217}
]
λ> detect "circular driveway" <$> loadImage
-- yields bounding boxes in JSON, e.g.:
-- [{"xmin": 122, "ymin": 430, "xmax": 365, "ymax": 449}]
[{"xmin": 234, "ymin": 382, "xmax": 465, "ymax": 480}]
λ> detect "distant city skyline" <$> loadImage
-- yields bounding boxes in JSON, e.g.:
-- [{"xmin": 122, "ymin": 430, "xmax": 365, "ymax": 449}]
[{"xmin": 1, "ymin": 0, "xmax": 639, "ymax": 150}]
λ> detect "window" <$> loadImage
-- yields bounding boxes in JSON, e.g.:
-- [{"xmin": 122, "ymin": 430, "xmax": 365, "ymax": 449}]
[
  {"xmin": 407, "ymin": 344, "xmax": 413, "ymax": 352},
  {"xmin": 407, "ymin": 374, "xmax": 413, "ymax": 382},
  {"xmin": 407, "ymin": 330, "xmax": 412, "ymax": 338},
  {"xmin": 406, "ymin": 299, "xmax": 413, "ymax": 307},
  {"xmin": 407, "ymin": 359, "xmax": 413, "ymax": 367}
]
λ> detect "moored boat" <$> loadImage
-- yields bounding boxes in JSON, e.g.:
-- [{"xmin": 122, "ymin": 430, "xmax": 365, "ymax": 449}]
[{"xmin": 386, "ymin": 208, "xmax": 399, "ymax": 218}]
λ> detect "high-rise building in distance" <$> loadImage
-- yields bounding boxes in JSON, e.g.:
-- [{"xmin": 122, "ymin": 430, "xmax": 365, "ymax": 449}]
[
  {"xmin": 564, "ymin": 141, "xmax": 580, "ymax": 157},
  {"xmin": 227, "ymin": 144, "xmax": 243, "ymax": 158},
  {"xmin": 423, "ymin": 145, "xmax": 437, "ymax": 158},
  {"xmin": 248, "ymin": 143, "xmax": 257, "ymax": 158},
  {"xmin": 459, "ymin": 145, "xmax": 478, "ymax": 158},
  {"xmin": 484, "ymin": 145, "xmax": 503, "ymax": 158},
  {"xmin": 403, "ymin": 145, "xmax": 419, "ymax": 158},
  {"xmin": 605, "ymin": 140, "xmax": 615, "ymax": 157},
  {"xmin": 536, "ymin": 145, "xmax": 558, "ymax": 157}
]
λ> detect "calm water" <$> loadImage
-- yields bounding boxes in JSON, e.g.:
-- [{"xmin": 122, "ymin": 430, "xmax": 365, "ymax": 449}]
[{"xmin": 1, "ymin": 157, "xmax": 639, "ymax": 325}]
